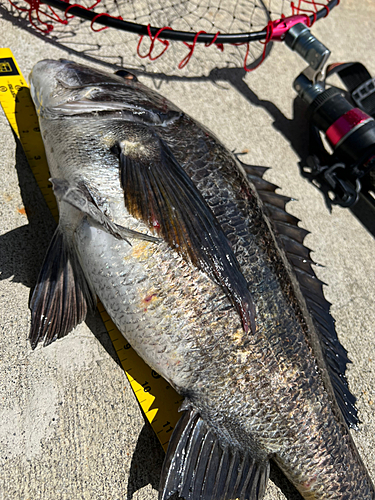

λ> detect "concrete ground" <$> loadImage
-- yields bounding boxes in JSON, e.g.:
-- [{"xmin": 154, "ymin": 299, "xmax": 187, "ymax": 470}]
[{"xmin": 1, "ymin": 1, "xmax": 375, "ymax": 499}]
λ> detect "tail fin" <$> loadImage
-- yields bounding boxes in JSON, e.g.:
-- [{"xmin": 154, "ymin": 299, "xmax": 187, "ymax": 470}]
[{"xmin": 160, "ymin": 406, "xmax": 270, "ymax": 500}]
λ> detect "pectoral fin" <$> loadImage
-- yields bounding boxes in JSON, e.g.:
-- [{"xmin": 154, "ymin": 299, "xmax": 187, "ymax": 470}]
[
  {"xmin": 51, "ymin": 178, "xmax": 159, "ymax": 243},
  {"xmin": 160, "ymin": 407, "xmax": 270, "ymax": 500},
  {"xmin": 29, "ymin": 226, "xmax": 96, "ymax": 349},
  {"xmin": 117, "ymin": 128, "xmax": 256, "ymax": 334},
  {"xmin": 30, "ymin": 177, "xmax": 159, "ymax": 350}
]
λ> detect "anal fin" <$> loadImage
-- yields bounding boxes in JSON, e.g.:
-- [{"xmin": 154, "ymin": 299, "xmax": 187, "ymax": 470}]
[{"xmin": 160, "ymin": 407, "xmax": 270, "ymax": 500}]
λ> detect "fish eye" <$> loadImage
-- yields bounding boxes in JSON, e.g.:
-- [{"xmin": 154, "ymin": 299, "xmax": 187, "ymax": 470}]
[{"xmin": 115, "ymin": 69, "xmax": 138, "ymax": 81}]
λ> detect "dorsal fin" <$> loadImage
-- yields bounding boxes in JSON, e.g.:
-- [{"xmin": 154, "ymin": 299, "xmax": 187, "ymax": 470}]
[{"xmin": 241, "ymin": 162, "xmax": 359, "ymax": 429}]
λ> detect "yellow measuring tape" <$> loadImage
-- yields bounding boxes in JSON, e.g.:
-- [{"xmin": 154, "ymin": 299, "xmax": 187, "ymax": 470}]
[{"xmin": 0, "ymin": 48, "xmax": 183, "ymax": 451}]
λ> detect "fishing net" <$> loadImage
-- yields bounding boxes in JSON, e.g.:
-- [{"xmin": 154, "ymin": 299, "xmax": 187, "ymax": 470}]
[{"xmin": 3, "ymin": 0, "xmax": 339, "ymax": 75}]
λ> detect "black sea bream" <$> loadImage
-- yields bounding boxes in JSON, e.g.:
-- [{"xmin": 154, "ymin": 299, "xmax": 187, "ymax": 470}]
[{"xmin": 29, "ymin": 59, "xmax": 375, "ymax": 500}]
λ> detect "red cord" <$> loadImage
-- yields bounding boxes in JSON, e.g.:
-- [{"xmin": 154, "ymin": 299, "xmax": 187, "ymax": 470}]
[
  {"xmin": 137, "ymin": 25, "xmax": 173, "ymax": 61},
  {"xmin": 179, "ymin": 31, "xmax": 205, "ymax": 69},
  {"xmin": 178, "ymin": 30, "xmax": 221, "ymax": 69},
  {"xmin": 64, "ymin": 3, "xmax": 85, "ymax": 19},
  {"xmin": 240, "ymin": 19, "xmax": 273, "ymax": 72},
  {"xmin": 90, "ymin": 12, "xmax": 123, "ymax": 32},
  {"xmin": 291, "ymin": 0, "xmax": 336, "ymax": 19},
  {"xmin": 7, "ymin": 0, "xmax": 28, "ymax": 12},
  {"xmin": 207, "ymin": 33, "xmax": 224, "ymax": 53},
  {"xmin": 8, "ymin": 0, "xmax": 62, "ymax": 32}
]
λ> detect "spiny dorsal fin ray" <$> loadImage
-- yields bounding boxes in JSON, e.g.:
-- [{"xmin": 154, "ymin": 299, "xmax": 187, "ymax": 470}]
[
  {"xmin": 274, "ymin": 221, "xmax": 310, "ymax": 244},
  {"xmin": 281, "ymin": 235, "xmax": 312, "ymax": 261},
  {"xmin": 257, "ymin": 191, "xmax": 292, "ymax": 210},
  {"xmin": 242, "ymin": 161, "xmax": 359, "ymax": 428},
  {"xmin": 287, "ymin": 253, "xmax": 318, "ymax": 274},
  {"xmin": 118, "ymin": 126, "xmax": 256, "ymax": 335},
  {"xmin": 263, "ymin": 203, "xmax": 301, "ymax": 226},
  {"xmin": 240, "ymin": 163, "xmax": 269, "ymax": 178},
  {"xmin": 246, "ymin": 174, "xmax": 279, "ymax": 193},
  {"xmin": 160, "ymin": 406, "xmax": 270, "ymax": 500}
]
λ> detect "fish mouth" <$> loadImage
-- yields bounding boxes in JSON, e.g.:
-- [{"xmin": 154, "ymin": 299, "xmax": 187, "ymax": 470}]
[
  {"xmin": 30, "ymin": 59, "xmax": 181, "ymax": 125},
  {"xmin": 54, "ymin": 59, "xmax": 132, "ymax": 89},
  {"xmin": 31, "ymin": 59, "xmax": 130, "ymax": 90},
  {"xmin": 29, "ymin": 59, "xmax": 135, "ymax": 118}
]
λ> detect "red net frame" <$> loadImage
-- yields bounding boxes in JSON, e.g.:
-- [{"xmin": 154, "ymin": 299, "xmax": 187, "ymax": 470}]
[{"xmin": 6, "ymin": 0, "xmax": 339, "ymax": 71}]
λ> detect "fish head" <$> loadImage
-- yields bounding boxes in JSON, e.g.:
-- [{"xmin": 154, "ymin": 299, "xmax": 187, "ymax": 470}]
[{"xmin": 29, "ymin": 59, "xmax": 181, "ymax": 125}]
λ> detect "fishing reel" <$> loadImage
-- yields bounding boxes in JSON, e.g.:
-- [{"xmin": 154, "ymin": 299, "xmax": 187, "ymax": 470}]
[{"xmin": 285, "ymin": 23, "xmax": 375, "ymax": 208}]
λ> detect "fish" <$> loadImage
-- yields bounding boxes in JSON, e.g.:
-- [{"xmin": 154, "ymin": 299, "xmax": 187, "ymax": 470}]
[{"xmin": 29, "ymin": 59, "xmax": 375, "ymax": 500}]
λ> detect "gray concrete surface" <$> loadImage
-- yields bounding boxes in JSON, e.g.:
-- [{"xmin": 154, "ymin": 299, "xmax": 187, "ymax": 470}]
[{"xmin": 1, "ymin": 1, "xmax": 375, "ymax": 499}]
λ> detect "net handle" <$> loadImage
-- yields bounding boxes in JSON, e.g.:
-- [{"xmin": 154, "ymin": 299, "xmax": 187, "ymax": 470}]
[{"xmin": 33, "ymin": 0, "xmax": 340, "ymax": 43}]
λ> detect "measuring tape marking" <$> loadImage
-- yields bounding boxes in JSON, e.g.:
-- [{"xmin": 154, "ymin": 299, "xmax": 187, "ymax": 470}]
[{"xmin": 0, "ymin": 48, "xmax": 183, "ymax": 452}]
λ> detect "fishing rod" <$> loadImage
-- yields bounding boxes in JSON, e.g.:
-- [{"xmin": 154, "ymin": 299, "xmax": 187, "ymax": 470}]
[{"xmin": 284, "ymin": 21, "xmax": 375, "ymax": 208}]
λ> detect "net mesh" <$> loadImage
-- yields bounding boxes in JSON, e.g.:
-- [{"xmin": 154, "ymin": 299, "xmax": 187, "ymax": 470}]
[{"xmin": 3, "ymin": 0, "xmax": 335, "ymax": 75}]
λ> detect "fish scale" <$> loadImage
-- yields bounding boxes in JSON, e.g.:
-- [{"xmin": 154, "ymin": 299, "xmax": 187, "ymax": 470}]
[{"xmin": 28, "ymin": 59, "xmax": 375, "ymax": 499}]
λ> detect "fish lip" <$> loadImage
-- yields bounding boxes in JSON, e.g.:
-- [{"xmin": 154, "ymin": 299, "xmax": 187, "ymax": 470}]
[
  {"xmin": 54, "ymin": 71, "xmax": 128, "ymax": 90},
  {"xmin": 29, "ymin": 59, "xmax": 181, "ymax": 125},
  {"xmin": 53, "ymin": 59, "xmax": 133, "ymax": 90},
  {"xmin": 29, "ymin": 58, "xmax": 135, "ymax": 116},
  {"xmin": 47, "ymin": 99, "xmax": 182, "ymax": 126}
]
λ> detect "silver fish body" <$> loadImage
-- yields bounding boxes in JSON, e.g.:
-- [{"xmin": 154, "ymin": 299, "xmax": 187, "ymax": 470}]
[{"xmin": 29, "ymin": 59, "xmax": 375, "ymax": 500}]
